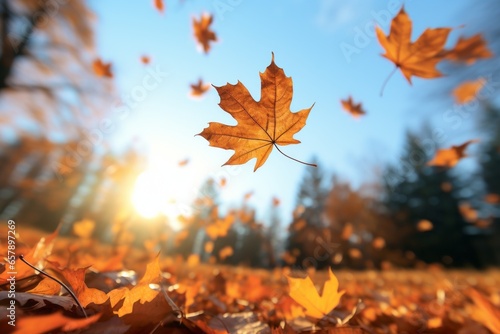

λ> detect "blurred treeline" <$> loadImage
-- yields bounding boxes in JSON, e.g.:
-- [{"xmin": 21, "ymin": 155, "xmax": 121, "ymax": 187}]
[{"xmin": 1, "ymin": 1, "xmax": 499, "ymax": 269}]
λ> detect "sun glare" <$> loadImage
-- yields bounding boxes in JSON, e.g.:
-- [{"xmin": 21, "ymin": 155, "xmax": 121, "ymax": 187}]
[{"xmin": 131, "ymin": 155, "xmax": 200, "ymax": 230}]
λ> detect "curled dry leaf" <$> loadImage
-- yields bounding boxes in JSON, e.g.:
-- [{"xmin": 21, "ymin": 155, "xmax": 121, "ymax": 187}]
[
  {"xmin": 193, "ymin": 13, "xmax": 217, "ymax": 54},
  {"xmin": 198, "ymin": 53, "xmax": 314, "ymax": 171},
  {"xmin": 453, "ymin": 78, "xmax": 486, "ymax": 104},
  {"xmin": 341, "ymin": 96, "xmax": 366, "ymax": 118},
  {"xmin": 287, "ymin": 268, "xmax": 345, "ymax": 319},
  {"xmin": 427, "ymin": 139, "xmax": 478, "ymax": 168}
]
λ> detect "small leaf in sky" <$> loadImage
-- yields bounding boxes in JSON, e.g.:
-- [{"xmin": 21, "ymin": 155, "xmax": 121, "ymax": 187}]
[
  {"xmin": 427, "ymin": 139, "xmax": 478, "ymax": 168},
  {"xmin": 193, "ymin": 13, "xmax": 218, "ymax": 54},
  {"xmin": 92, "ymin": 58, "xmax": 113, "ymax": 78},
  {"xmin": 453, "ymin": 78, "xmax": 486, "ymax": 104},
  {"xmin": 341, "ymin": 96, "xmax": 366, "ymax": 118}
]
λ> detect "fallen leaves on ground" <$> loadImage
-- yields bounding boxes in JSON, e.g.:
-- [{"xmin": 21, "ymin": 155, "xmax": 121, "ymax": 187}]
[{"xmin": 197, "ymin": 53, "xmax": 314, "ymax": 171}]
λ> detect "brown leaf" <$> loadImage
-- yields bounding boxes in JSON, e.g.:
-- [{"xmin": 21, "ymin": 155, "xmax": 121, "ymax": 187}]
[
  {"xmin": 198, "ymin": 53, "xmax": 314, "ymax": 171},
  {"xmin": 427, "ymin": 139, "xmax": 478, "ymax": 168},
  {"xmin": 190, "ymin": 78, "xmax": 211, "ymax": 98},
  {"xmin": 27, "ymin": 277, "xmax": 61, "ymax": 295},
  {"xmin": 57, "ymin": 265, "xmax": 108, "ymax": 307},
  {"xmin": 193, "ymin": 13, "xmax": 217, "ymax": 54},
  {"xmin": 453, "ymin": 78, "xmax": 486, "ymax": 104},
  {"xmin": 341, "ymin": 96, "xmax": 366, "ymax": 118},
  {"xmin": 12, "ymin": 312, "xmax": 101, "ymax": 334}
]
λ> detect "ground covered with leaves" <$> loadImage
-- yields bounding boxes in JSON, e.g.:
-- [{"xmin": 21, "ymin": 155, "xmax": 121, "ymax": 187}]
[{"xmin": 0, "ymin": 226, "xmax": 499, "ymax": 334}]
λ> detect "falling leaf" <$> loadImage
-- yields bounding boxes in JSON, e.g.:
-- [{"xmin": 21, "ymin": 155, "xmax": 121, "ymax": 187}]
[
  {"xmin": 349, "ymin": 248, "xmax": 362, "ymax": 259},
  {"xmin": 341, "ymin": 96, "xmax": 366, "ymax": 118},
  {"xmin": 444, "ymin": 34, "xmax": 493, "ymax": 65},
  {"xmin": 244, "ymin": 191, "xmax": 253, "ymax": 201},
  {"xmin": 12, "ymin": 312, "xmax": 101, "ymax": 334},
  {"xmin": 286, "ymin": 268, "xmax": 345, "ymax": 319},
  {"xmin": 72, "ymin": 218, "xmax": 95, "ymax": 239},
  {"xmin": 484, "ymin": 193, "xmax": 500, "ymax": 204},
  {"xmin": 92, "ymin": 58, "xmax": 113, "ymax": 78},
  {"xmin": 219, "ymin": 246, "xmax": 234, "ymax": 260},
  {"xmin": 204, "ymin": 241, "xmax": 214, "ymax": 253},
  {"xmin": 198, "ymin": 53, "xmax": 314, "ymax": 171},
  {"xmin": 372, "ymin": 237, "xmax": 385, "ymax": 249},
  {"xmin": 140, "ymin": 55, "xmax": 150, "ymax": 64},
  {"xmin": 427, "ymin": 140, "xmax": 478, "ymax": 168},
  {"xmin": 272, "ymin": 197, "xmax": 281, "ymax": 207},
  {"xmin": 376, "ymin": 7, "xmax": 452, "ymax": 84},
  {"xmin": 206, "ymin": 214, "xmax": 235, "ymax": 240},
  {"xmin": 459, "ymin": 202, "xmax": 478, "ymax": 223},
  {"xmin": 417, "ymin": 219, "xmax": 433, "ymax": 232},
  {"xmin": 453, "ymin": 78, "xmax": 486, "ymax": 104},
  {"xmin": 187, "ymin": 254, "xmax": 200, "ymax": 266},
  {"xmin": 341, "ymin": 222, "xmax": 353, "ymax": 240},
  {"xmin": 153, "ymin": 0, "xmax": 164, "ymax": 14},
  {"xmin": 219, "ymin": 177, "xmax": 227, "ymax": 187},
  {"xmin": 178, "ymin": 158, "xmax": 190, "ymax": 166},
  {"xmin": 190, "ymin": 78, "xmax": 211, "ymax": 98},
  {"xmin": 193, "ymin": 13, "xmax": 217, "ymax": 54}
]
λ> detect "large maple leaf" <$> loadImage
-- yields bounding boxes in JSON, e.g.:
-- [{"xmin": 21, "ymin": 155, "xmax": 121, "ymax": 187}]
[
  {"xmin": 376, "ymin": 7, "xmax": 452, "ymax": 84},
  {"xmin": 197, "ymin": 53, "xmax": 314, "ymax": 171}
]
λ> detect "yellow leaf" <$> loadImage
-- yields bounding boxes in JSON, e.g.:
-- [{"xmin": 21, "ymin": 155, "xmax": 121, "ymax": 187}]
[{"xmin": 287, "ymin": 268, "xmax": 345, "ymax": 319}]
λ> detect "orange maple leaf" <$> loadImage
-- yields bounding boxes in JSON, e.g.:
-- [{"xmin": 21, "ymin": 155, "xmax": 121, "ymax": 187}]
[
  {"xmin": 376, "ymin": 7, "xmax": 451, "ymax": 86},
  {"xmin": 190, "ymin": 78, "xmax": 211, "ymax": 98},
  {"xmin": 444, "ymin": 34, "xmax": 493, "ymax": 65},
  {"xmin": 341, "ymin": 96, "xmax": 366, "ymax": 118},
  {"xmin": 197, "ymin": 53, "xmax": 315, "ymax": 171},
  {"xmin": 452, "ymin": 78, "xmax": 486, "ymax": 104},
  {"xmin": 427, "ymin": 139, "xmax": 478, "ymax": 168},
  {"xmin": 140, "ymin": 55, "xmax": 151, "ymax": 64},
  {"xmin": 193, "ymin": 13, "xmax": 217, "ymax": 54},
  {"xmin": 92, "ymin": 58, "xmax": 113, "ymax": 78},
  {"xmin": 286, "ymin": 268, "xmax": 345, "ymax": 319},
  {"xmin": 153, "ymin": 0, "xmax": 165, "ymax": 14}
]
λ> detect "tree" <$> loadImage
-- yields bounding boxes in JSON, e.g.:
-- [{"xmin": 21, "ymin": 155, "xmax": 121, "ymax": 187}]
[{"xmin": 382, "ymin": 126, "xmax": 475, "ymax": 267}]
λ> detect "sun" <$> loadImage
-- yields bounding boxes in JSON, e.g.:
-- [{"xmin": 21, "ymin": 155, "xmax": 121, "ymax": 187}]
[{"xmin": 130, "ymin": 155, "xmax": 199, "ymax": 230}]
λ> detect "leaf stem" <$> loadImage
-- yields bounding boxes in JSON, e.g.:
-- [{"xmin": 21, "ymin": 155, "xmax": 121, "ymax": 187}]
[
  {"xmin": 273, "ymin": 144, "xmax": 317, "ymax": 167},
  {"xmin": 19, "ymin": 255, "xmax": 88, "ymax": 318},
  {"xmin": 380, "ymin": 66, "xmax": 398, "ymax": 96}
]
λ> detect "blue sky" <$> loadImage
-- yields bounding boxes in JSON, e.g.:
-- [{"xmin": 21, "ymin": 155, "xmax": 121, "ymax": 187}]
[{"xmin": 89, "ymin": 0, "xmax": 485, "ymax": 224}]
